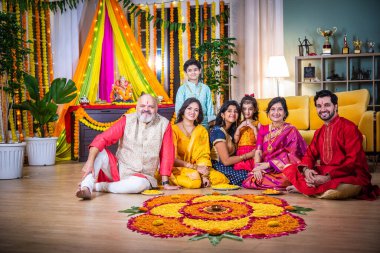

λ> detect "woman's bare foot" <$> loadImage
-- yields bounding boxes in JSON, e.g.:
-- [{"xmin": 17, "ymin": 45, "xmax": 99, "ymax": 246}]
[
  {"xmin": 76, "ymin": 186, "xmax": 92, "ymax": 200},
  {"xmin": 286, "ymin": 185, "xmax": 300, "ymax": 193}
]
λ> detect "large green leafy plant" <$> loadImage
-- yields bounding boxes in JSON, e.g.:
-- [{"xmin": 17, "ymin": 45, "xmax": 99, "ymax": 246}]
[
  {"xmin": 0, "ymin": 11, "xmax": 30, "ymax": 143},
  {"xmin": 195, "ymin": 37, "xmax": 238, "ymax": 93},
  {"xmin": 18, "ymin": 74, "xmax": 77, "ymax": 138}
]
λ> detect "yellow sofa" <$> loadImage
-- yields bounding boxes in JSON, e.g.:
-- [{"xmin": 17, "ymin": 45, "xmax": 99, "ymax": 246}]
[{"xmin": 256, "ymin": 89, "xmax": 375, "ymax": 152}]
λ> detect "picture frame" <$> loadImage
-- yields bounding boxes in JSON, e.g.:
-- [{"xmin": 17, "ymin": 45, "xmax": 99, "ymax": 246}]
[{"xmin": 304, "ymin": 65, "xmax": 315, "ymax": 81}]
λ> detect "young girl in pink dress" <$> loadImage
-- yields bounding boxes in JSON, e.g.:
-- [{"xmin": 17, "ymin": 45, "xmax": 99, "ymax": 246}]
[{"xmin": 233, "ymin": 94, "xmax": 259, "ymax": 171}]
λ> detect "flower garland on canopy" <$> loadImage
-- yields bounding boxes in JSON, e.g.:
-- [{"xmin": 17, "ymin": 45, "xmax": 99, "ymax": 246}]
[
  {"xmin": 21, "ymin": 8, "xmax": 30, "ymax": 138},
  {"xmin": 125, "ymin": 194, "xmax": 308, "ymax": 244},
  {"xmin": 169, "ymin": 3, "xmax": 174, "ymax": 100},
  {"xmin": 26, "ymin": 3, "xmax": 35, "ymax": 136}
]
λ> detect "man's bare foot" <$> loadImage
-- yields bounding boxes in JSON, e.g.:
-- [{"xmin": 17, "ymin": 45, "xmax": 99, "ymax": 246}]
[
  {"xmin": 76, "ymin": 186, "xmax": 92, "ymax": 200},
  {"xmin": 286, "ymin": 185, "xmax": 300, "ymax": 193}
]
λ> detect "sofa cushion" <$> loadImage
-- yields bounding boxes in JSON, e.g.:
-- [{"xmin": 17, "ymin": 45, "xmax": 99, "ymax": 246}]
[
  {"xmin": 257, "ymin": 96, "xmax": 309, "ymax": 130},
  {"xmin": 309, "ymin": 89, "xmax": 370, "ymax": 130}
]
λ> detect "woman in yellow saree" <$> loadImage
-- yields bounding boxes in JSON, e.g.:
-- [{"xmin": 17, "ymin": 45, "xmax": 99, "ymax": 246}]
[{"xmin": 171, "ymin": 98, "xmax": 229, "ymax": 188}]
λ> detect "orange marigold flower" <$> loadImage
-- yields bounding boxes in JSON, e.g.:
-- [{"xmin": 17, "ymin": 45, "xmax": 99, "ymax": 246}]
[
  {"xmin": 285, "ymin": 205, "xmax": 295, "ymax": 211},
  {"xmin": 267, "ymin": 221, "xmax": 280, "ymax": 227},
  {"xmin": 152, "ymin": 219, "xmax": 164, "ymax": 226},
  {"xmin": 171, "ymin": 195, "xmax": 180, "ymax": 199},
  {"xmin": 208, "ymin": 229, "xmax": 223, "ymax": 236},
  {"xmin": 139, "ymin": 207, "xmax": 148, "ymax": 212},
  {"xmin": 211, "ymin": 192, "xmax": 221, "ymax": 196}
]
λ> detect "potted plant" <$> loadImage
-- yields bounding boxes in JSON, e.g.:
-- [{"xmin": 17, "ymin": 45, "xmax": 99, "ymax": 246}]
[
  {"xmin": 18, "ymin": 74, "xmax": 77, "ymax": 166},
  {"xmin": 195, "ymin": 37, "xmax": 238, "ymax": 109},
  {"xmin": 0, "ymin": 11, "xmax": 30, "ymax": 179}
]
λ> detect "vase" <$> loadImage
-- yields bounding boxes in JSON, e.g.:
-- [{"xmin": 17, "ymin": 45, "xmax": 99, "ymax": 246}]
[
  {"xmin": 25, "ymin": 137, "xmax": 58, "ymax": 166},
  {"xmin": 0, "ymin": 142, "xmax": 26, "ymax": 179}
]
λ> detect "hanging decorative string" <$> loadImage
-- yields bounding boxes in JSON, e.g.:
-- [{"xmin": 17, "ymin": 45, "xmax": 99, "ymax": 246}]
[
  {"xmin": 160, "ymin": 2, "xmax": 165, "ymax": 87},
  {"xmin": 34, "ymin": 0, "xmax": 44, "ymax": 100},
  {"xmin": 169, "ymin": 2, "xmax": 174, "ymax": 100},
  {"xmin": 145, "ymin": 5, "xmax": 150, "ymax": 64},
  {"xmin": 27, "ymin": 3, "xmax": 35, "ymax": 136},
  {"xmin": 130, "ymin": 11, "xmax": 135, "ymax": 35},
  {"xmin": 219, "ymin": 0, "xmax": 225, "ymax": 105},
  {"xmin": 45, "ymin": 2, "xmax": 54, "ymax": 82},
  {"xmin": 186, "ymin": 0, "xmax": 191, "ymax": 60},
  {"xmin": 153, "ymin": 4, "xmax": 157, "ymax": 74},
  {"xmin": 203, "ymin": 1, "xmax": 208, "ymax": 84},
  {"xmin": 177, "ymin": 2, "xmax": 184, "ymax": 82},
  {"xmin": 211, "ymin": 1, "xmax": 216, "ymax": 40},
  {"xmin": 195, "ymin": 0, "xmax": 199, "ymax": 60},
  {"xmin": 137, "ymin": 7, "xmax": 142, "ymax": 47},
  {"xmin": 14, "ymin": 3, "xmax": 23, "ymax": 142},
  {"xmin": 21, "ymin": 8, "xmax": 30, "ymax": 138}
]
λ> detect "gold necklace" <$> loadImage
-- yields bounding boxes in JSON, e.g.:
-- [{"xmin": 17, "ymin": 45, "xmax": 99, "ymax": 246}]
[
  {"xmin": 181, "ymin": 122, "xmax": 194, "ymax": 137},
  {"xmin": 267, "ymin": 123, "xmax": 284, "ymax": 152}
]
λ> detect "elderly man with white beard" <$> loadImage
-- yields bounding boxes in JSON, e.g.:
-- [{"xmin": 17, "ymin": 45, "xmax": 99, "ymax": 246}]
[{"xmin": 76, "ymin": 94, "xmax": 180, "ymax": 200}]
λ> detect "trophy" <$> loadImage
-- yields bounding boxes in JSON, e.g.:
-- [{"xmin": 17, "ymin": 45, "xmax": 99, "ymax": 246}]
[
  {"xmin": 367, "ymin": 41, "xmax": 375, "ymax": 53},
  {"xmin": 342, "ymin": 34, "xmax": 349, "ymax": 54},
  {"xmin": 317, "ymin": 27, "xmax": 337, "ymax": 55},
  {"xmin": 353, "ymin": 39, "xmax": 362, "ymax": 54}
]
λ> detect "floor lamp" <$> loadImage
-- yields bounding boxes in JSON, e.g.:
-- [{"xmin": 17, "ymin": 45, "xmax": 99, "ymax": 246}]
[{"xmin": 266, "ymin": 56, "xmax": 290, "ymax": 96}]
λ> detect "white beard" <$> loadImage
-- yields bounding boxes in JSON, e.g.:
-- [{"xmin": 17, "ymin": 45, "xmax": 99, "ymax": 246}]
[{"xmin": 138, "ymin": 112, "xmax": 154, "ymax": 123}]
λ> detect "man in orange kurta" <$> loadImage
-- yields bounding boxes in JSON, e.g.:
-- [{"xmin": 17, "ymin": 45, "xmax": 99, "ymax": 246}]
[{"xmin": 284, "ymin": 90, "xmax": 379, "ymax": 200}]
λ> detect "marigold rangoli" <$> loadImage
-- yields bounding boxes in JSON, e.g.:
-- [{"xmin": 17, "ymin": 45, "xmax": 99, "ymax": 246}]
[{"xmin": 126, "ymin": 194, "xmax": 307, "ymax": 240}]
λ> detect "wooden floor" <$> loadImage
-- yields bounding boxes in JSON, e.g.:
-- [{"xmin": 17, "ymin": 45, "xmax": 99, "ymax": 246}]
[{"xmin": 0, "ymin": 162, "xmax": 379, "ymax": 253}]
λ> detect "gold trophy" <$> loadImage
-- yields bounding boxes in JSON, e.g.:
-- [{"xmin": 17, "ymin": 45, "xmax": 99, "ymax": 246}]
[
  {"xmin": 317, "ymin": 27, "xmax": 337, "ymax": 55},
  {"xmin": 353, "ymin": 39, "xmax": 362, "ymax": 54},
  {"xmin": 342, "ymin": 34, "xmax": 349, "ymax": 54}
]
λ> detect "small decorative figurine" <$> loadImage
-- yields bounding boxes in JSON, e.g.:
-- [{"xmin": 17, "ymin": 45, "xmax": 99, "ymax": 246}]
[
  {"xmin": 110, "ymin": 76, "xmax": 133, "ymax": 102},
  {"xmin": 367, "ymin": 41, "xmax": 375, "ymax": 53}
]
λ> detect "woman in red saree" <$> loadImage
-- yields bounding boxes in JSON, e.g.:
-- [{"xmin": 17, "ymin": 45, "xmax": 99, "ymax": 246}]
[{"xmin": 242, "ymin": 97, "xmax": 307, "ymax": 190}]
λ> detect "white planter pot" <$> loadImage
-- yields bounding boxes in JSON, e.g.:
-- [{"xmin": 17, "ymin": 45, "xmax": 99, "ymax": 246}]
[
  {"xmin": 26, "ymin": 137, "xmax": 58, "ymax": 166},
  {"xmin": 0, "ymin": 142, "xmax": 26, "ymax": 179}
]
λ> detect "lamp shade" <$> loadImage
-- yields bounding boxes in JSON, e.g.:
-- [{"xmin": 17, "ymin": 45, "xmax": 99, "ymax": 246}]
[{"xmin": 265, "ymin": 56, "xmax": 290, "ymax": 78}]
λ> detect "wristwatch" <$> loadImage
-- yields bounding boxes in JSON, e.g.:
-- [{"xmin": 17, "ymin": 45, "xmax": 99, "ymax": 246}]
[{"xmin": 161, "ymin": 180, "xmax": 169, "ymax": 185}]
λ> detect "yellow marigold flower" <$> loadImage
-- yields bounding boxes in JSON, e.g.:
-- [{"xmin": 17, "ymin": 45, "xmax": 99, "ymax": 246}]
[
  {"xmin": 254, "ymin": 196, "xmax": 264, "ymax": 200},
  {"xmin": 267, "ymin": 220, "xmax": 280, "ymax": 227},
  {"xmin": 285, "ymin": 205, "xmax": 295, "ymax": 211},
  {"xmin": 152, "ymin": 219, "xmax": 164, "ymax": 226},
  {"xmin": 171, "ymin": 195, "xmax": 180, "ymax": 199},
  {"xmin": 139, "ymin": 207, "xmax": 148, "ymax": 212},
  {"xmin": 208, "ymin": 229, "xmax": 223, "ymax": 236}
]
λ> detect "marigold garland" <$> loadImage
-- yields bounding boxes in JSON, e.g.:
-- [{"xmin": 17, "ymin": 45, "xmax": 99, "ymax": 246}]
[
  {"xmin": 14, "ymin": 3, "xmax": 23, "ymax": 142},
  {"xmin": 194, "ymin": 0, "xmax": 199, "ymax": 60},
  {"xmin": 160, "ymin": 2, "xmax": 165, "ymax": 87},
  {"xmin": 145, "ymin": 6, "xmax": 150, "ymax": 63},
  {"xmin": 45, "ymin": 3, "xmax": 54, "ymax": 82},
  {"xmin": 21, "ymin": 10, "xmax": 30, "ymax": 138},
  {"xmin": 34, "ymin": 1, "xmax": 44, "ymax": 100},
  {"xmin": 186, "ymin": 1, "xmax": 191, "ymax": 59},
  {"xmin": 130, "ymin": 12, "xmax": 135, "ymax": 35},
  {"xmin": 72, "ymin": 108, "xmax": 126, "ymax": 158},
  {"xmin": 153, "ymin": 4, "xmax": 157, "ymax": 74},
  {"xmin": 127, "ymin": 194, "xmax": 307, "ymax": 240},
  {"xmin": 203, "ymin": 2, "xmax": 208, "ymax": 83},
  {"xmin": 211, "ymin": 2, "xmax": 216, "ymax": 40},
  {"xmin": 177, "ymin": 2, "xmax": 184, "ymax": 82},
  {"xmin": 137, "ymin": 7, "xmax": 142, "ymax": 47},
  {"xmin": 169, "ymin": 3, "xmax": 174, "ymax": 100}
]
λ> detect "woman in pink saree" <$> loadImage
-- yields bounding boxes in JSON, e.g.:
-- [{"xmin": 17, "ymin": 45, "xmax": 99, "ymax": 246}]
[{"xmin": 242, "ymin": 97, "xmax": 307, "ymax": 190}]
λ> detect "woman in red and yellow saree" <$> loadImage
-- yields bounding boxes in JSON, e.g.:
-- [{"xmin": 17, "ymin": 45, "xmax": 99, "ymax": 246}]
[
  {"xmin": 170, "ymin": 98, "xmax": 229, "ymax": 188},
  {"xmin": 242, "ymin": 97, "xmax": 307, "ymax": 190}
]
